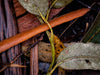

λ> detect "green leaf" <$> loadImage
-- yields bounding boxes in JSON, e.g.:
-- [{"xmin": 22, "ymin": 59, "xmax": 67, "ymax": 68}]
[
  {"xmin": 18, "ymin": 0, "xmax": 49, "ymax": 16},
  {"xmin": 81, "ymin": 12, "xmax": 100, "ymax": 43},
  {"xmin": 57, "ymin": 43, "xmax": 100, "ymax": 70},
  {"xmin": 53, "ymin": 0, "xmax": 73, "ymax": 8}
]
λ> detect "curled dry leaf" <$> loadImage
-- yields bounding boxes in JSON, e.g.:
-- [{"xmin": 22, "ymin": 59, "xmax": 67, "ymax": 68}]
[
  {"xmin": 57, "ymin": 43, "xmax": 100, "ymax": 70},
  {"xmin": 46, "ymin": 31, "xmax": 65, "ymax": 58}
]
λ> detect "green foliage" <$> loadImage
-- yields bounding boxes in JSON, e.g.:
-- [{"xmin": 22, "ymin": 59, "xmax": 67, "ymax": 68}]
[
  {"xmin": 53, "ymin": 0, "xmax": 73, "ymax": 8},
  {"xmin": 18, "ymin": 0, "xmax": 49, "ymax": 16},
  {"xmin": 57, "ymin": 43, "xmax": 100, "ymax": 70},
  {"xmin": 82, "ymin": 12, "xmax": 100, "ymax": 43}
]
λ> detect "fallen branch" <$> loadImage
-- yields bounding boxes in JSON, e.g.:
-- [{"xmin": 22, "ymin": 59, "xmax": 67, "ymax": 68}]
[{"xmin": 0, "ymin": 8, "xmax": 90, "ymax": 53}]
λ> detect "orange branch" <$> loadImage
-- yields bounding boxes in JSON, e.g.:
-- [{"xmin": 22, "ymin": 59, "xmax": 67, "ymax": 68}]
[{"xmin": 0, "ymin": 8, "xmax": 90, "ymax": 53}]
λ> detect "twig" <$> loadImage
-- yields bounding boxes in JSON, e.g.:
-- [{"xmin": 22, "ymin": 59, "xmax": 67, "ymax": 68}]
[
  {"xmin": 75, "ymin": 0, "xmax": 97, "ymax": 12},
  {"xmin": 0, "ymin": 8, "xmax": 90, "ymax": 53},
  {"xmin": 11, "ymin": 35, "xmax": 42, "ymax": 64},
  {"xmin": 46, "ymin": 0, "xmax": 58, "ymax": 20},
  {"xmin": 59, "ymin": 18, "xmax": 78, "ymax": 38},
  {"xmin": 59, "ymin": 2, "xmax": 96, "ymax": 39}
]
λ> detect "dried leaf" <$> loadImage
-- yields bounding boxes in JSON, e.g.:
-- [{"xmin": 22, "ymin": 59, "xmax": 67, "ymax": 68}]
[
  {"xmin": 45, "ymin": 31, "xmax": 65, "ymax": 58},
  {"xmin": 53, "ymin": 33, "xmax": 65, "ymax": 58},
  {"xmin": 57, "ymin": 43, "xmax": 100, "ymax": 70},
  {"xmin": 18, "ymin": 0, "xmax": 49, "ymax": 16}
]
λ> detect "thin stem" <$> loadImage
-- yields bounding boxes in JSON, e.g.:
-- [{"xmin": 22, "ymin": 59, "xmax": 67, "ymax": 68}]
[
  {"xmin": 37, "ymin": 8, "xmax": 55, "ymax": 73},
  {"xmin": 46, "ymin": 0, "xmax": 58, "ymax": 20},
  {"xmin": 59, "ymin": 18, "xmax": 78, "ymax": 38}
]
